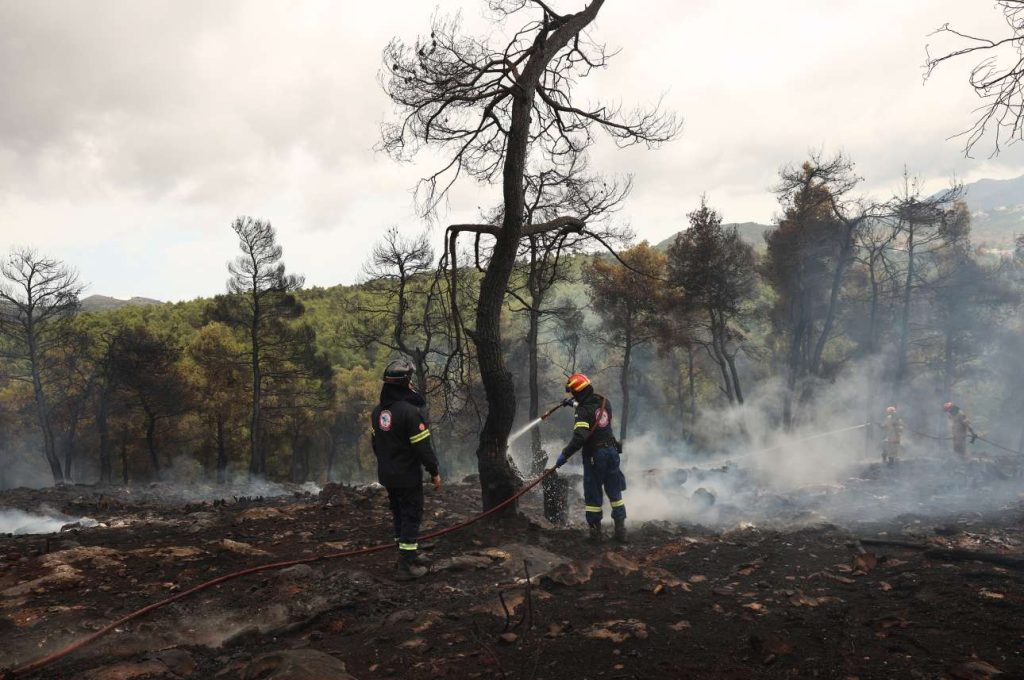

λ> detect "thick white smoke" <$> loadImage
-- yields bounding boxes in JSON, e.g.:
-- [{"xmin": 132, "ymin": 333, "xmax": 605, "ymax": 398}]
[
  {"xmin": 0, "ymin": 507, "xmax": 97, "ymax": 535},
  {"xmin": 524, "ymin": 358, "xmax": 1024, "ymax": 530}
]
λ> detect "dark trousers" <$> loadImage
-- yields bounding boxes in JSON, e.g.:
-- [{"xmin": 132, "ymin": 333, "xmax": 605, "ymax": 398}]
[
  {"xmin": 387, "ymin": 484, "xmax": 424, "ymax": 552},
  {"xmin": 583, "ymin": 446, "xmax": 626, "ymax": 526}
]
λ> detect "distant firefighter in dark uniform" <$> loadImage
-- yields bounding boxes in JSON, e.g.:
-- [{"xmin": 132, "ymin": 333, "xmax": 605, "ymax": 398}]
[
  {"xmin": 881, "ymin": 405, "xmax": 903, "ymax": 465},
  {"xmin": 554, "ymin": 373, "xmax": 627, "ymax": 543},
  {"xmin": 370, "ymin": 360, "xmax": 441, "ymax": 580},
  {"xmin": 943, "ymin": 401, "xmax": 977, "ymax": 461}
]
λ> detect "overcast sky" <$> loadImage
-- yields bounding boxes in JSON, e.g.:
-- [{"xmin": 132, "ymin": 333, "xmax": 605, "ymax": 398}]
[{"xmin": 2, "ymin": 0, "xmax": 1023, "ymax": 301}]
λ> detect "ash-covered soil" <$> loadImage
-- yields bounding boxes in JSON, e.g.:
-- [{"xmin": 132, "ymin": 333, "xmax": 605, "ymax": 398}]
[{"xmin": 1, "ymin": 470, "xmax": 1023, "ymax": 680}]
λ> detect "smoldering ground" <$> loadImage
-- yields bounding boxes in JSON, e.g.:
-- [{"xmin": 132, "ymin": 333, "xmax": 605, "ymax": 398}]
[{"xmin": 520, "ymin": 358, "xmax": 1024, "ymax": 531}]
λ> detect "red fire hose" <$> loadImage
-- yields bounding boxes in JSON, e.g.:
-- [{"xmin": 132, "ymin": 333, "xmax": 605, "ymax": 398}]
[{"xmin": 3, "ymin": 468, "xmax": 558, "ymax": 679}]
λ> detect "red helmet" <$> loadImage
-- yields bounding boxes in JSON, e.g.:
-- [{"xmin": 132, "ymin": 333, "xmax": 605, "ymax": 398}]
[
  {"xmin": 565, "ymin": 373, "xmax": 591, "ymax": 394},
  {"xmin": 886, "ymin": 406, "xmax": 897, "ymax": 414},
  {"xmin": 943, "ymin": 401, "xmax": 955, "ymax": 412}
]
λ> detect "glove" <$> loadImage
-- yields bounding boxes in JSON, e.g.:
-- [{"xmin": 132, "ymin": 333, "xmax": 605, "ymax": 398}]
[
  {"xmin": 561, "ymin": 397, "xmax": 575, "ymax": 408},
  {"xmin": 970, "ymin": 432, "xmax": 978, "ymax": 444},
  {"xmin": 555, "ymin": 450, "xmax": 570, "ymax": 468}
]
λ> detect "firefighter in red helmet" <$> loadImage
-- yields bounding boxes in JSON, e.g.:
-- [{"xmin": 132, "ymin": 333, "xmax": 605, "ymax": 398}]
[{"xmin": 554, "ymin": 373, "xmax": 627, "ymax": 543}]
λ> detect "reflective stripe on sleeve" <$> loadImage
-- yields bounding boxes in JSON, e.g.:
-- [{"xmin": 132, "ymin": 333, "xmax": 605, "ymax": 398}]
[
  {"xmin": 610, "ymin": 499, "xmax": 626, "ymax": 508},
  {"xmin": 409, "ymin": 429, "xmax": 431, "ymax": 444}
]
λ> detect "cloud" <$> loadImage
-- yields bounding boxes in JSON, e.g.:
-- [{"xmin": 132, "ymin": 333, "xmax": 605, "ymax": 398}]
[{"xmin": 2, "ymin": 0, "xmax": 1024, "ymax": 299}]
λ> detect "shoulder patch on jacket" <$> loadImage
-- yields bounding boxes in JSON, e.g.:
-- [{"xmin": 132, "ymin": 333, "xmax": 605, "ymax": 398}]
[{"xmin": 379, "ymin": 410, "xmax": 393, "ymax": 431}]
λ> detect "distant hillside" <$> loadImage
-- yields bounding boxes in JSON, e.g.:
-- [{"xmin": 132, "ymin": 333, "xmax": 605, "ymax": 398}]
[
  {"xmin": 656, "ymin": 222, "xmax": 772, "ymax": 251},
  {"xmin": 958, "ymin": 175, "xmax": 1024, "ymax": 245},
  {"xmin": 80, "ymin": 295, "xmax": 164, "ymax": 313},
  {"xmin": 652, "ymin": 174, "xmax": 1024, "ymax": 250}
]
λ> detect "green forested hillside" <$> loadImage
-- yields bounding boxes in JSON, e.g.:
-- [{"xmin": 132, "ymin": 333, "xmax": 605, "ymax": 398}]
[{"xmin": 3, "ymin": 162, "xmax": 1024, "ymax": 491}]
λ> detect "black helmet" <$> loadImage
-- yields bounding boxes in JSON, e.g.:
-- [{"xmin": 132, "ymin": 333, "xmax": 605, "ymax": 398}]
[{"xmin": 383, "ymin": 359, "xmax": 415, "ymax": 384}]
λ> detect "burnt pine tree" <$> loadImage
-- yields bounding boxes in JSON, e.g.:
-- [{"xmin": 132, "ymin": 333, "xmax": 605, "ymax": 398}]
[
  {"xmin": 187, "ymin": 322, "xmax": 248, "ymax": 484},
  {"xmin": 106, "ymin": 325, "xmax": 190, "ymax": 481},
  {"xmin": 381, "ymin": 0, "xmax": 676, "ymax": 510},
  {"xmin": 584, "ymin": 242, "xmax": 667, "ymax": 445},
  {"xmin": 888, "ymin": 178, "xmax": 965, "ymax": 392},
  {"xmin": 351, "ymin": 228, "xmax": 442, "ymax": 396},
  {"xmin": 763, "ymin": 157, "xmax": 869, "ymax": 426},
  {"xmin": 667, "ymin": 197, "xmax": 756, "ymax": 404},
  {"xmin": 0, "ymin": 248, "xmax": 83, "ymax": 483},
  {"xmin": 507, "ymin": 162, "xmax": 632, "ymax": 474},
  {"xmin": 225, "ymin": 217, "xmax": 304, "ymax": 477},
  {"xmin": 92, "ymin": 330, "xmax": 123, "ymax": 484},
  {"xmin": 51, "ymin": 327, "xmax": 98, "ymax": 482}
]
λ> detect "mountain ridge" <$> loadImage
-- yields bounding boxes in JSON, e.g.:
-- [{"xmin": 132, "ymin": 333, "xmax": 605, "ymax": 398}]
[
  {"xmin": 655, "ymin": 174, "xmax": 1024, "ymax": 250},
  {"xmin": 80, "ymin": 295, "xmax": 164, "ymax": 313}
]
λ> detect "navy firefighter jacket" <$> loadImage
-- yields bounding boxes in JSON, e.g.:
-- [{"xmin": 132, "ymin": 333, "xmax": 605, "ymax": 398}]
[
  {"xmin": 563, "ymin": 387, "xmax": 616, "ymax": 459},
  {"xmin": 370, "ymin": 383, "xmax": 440, "ymax": 488}
]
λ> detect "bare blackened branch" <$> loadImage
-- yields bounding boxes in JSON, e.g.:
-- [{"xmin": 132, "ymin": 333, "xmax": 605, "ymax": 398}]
[
  {"xmin": 380, "ymin": 1, "xmax": 678, "ymax": 215},
  {"xmin": 925, "ymin": 1, "xmax": 1024, "ymax": 155}
]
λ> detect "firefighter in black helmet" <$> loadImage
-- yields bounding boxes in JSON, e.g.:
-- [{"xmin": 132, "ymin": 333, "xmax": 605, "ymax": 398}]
[
  {"xmin": 554, "ymin": 373, "xmax": 627, "ymax": 543},
  {"xmin": 371, "ymin": 359, "xmax": 441, "ymax": 580}
]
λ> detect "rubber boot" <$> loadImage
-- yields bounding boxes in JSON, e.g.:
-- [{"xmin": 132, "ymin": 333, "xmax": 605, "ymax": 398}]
[
  {"xmin": 613, "ymin": 518, "xmax": 627, "ymax": 543},
  {"xmin": 587, "ymin": 523, "xmax": 604, "ymax": 544},
  {"xmin": 410, "ymin": 550, "xmax": 432, "ymax": 567},
  {"xmin": 395, "ymin": 552, "xmax": 428, "ymax": 581}
]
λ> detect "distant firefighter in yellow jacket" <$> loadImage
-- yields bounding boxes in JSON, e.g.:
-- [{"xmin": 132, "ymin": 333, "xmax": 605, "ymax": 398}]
[
  {"xmin": 881, "ymin": 406, "xmax": 903, "ymax": 465},
  {"xmin": 943, "ymin": 402, "xmax": 977, "ymax": 461}
]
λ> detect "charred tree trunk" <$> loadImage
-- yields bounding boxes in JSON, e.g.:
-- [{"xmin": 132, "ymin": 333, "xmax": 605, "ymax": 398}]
[
  {"xmin": 527, "ymin": 303, "xmax": 545, "ymax": 474},
  {"xmin": 865, "ymin": 264, "xmax": 881, "ymax": 455},
  {"xmin": 783, "ymin": 316, "xmax": 807, "ymax": 430},
  {"xmin": 712, "ymin": 348, "xmax": 734, "ymax": 403},
  {"xmin": 943, "ymin": 324, "xmax": 955, "ymax": 398},
  {"xmin": 714, "ymin": 310, "xmax": 744, "ymax": 404},
  {"xmin": 413, "ymin": 354, "xmax": 429, "ymax": 398},
  {"xmin": 867, "ymin": 261, "xmax": 880, "ymax": 356},
  {"xmin": 619, "ymin": 328, "xmax": 632, "ymax": 445},
  {"xmin": 63, "ymin": 425, "xmax": 78, "ymax": 484},
  {"xmin": 725, "ymin": 352, "xmax": 744, "ymax": 405},
  {"xmin": 471, "ymin": 61, "xmax": 539, "ymax": 511},
  {"xmin": 248, "ymin": 302, "xmax": 264, "ymax": 477},
  {"xmin": 216, "ymin": 413, "xmax": 227, "ymax": 484},
  {"xmin": 687, "ymin": 346, "xmax": 697, "ymax": 427},
  {"xmin": 896, "ymin": 226, "xmax": 916, "ymax": 389},
  {"xmin": 671, "ymin": 353, "xmax": 684, "ymax": 440},
  {"xmin": 28, "ymin": 331, "xmax": 62, "ymax": 484},
  {"xmin": 120, "ymin": 426, "xmax": 129, "ymax": 485},
  {"xmin": 325, "ymin": 430, "xmax": 338, "ymax": 484},
  {"xmin": 810, "ymin": 222, "xmax": 857, "ymax": 375},
  {"xmin": 290, "ymin": 423, "xmax": 305, "ymax": 483},
  {"xmin": 144, "ymin": 410, "xmax": 161, "ymax": 481},
  {"xmin": 708, "ymin": 321, "xmax": 734, "ymax": 405},
  {"xmin": 98, "ymin": 395, "xmax": 112, "ymax": 484}
]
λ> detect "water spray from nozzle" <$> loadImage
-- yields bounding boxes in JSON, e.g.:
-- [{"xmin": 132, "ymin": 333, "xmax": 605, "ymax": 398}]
[{"xmin": 508, "ymin": 398, "xmax": 575, "ymax": 444}]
